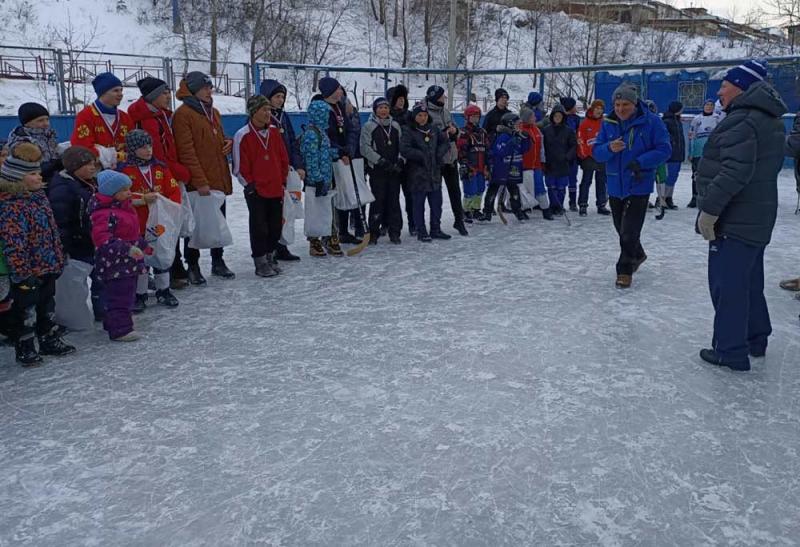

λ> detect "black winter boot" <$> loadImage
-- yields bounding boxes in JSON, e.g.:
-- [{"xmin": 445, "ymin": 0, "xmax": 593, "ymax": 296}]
[
  {"xmin": 666, "ymin": 197, "xmax": 678, "ymax": 210},
  {"xmin": 15, "ymin": 337, "xmax": 43, "ymax": 366},
  {"xmin": 38, "ymin": 331, "xmax": 76, "ymax": 357},
  {"xmin": 453, "ymin": 220, "xmax": 469, "ymax": 236},
  {"xmin": 542, "ymin": 208, "xmax": 555, "ymax": 221},
  {"xmin": 187, "ymin": 263, "xmax": 207, "ymax": 285},
  {"xmin": 156, "ymin": 288, "xmax": 180, "ymax": 307},
  {"xmin": 686, "ymin": 197, "xmax": 697, "ymax": 208},
  {"xmin": 211, "ymin": 260, "xmax": 236, "ymax": 279},
  {"xmin": 579, "ymin": 205, "xmax": 588, "ymax": 217},
  {"xmin": 275, "ymin": 244, "xmax": 300, "ymax": 261},
  {"xmin": 133, "ymin": 293, "xmax": 147, "ymax": 314},
  {"xmin": 597, "ymin": 205, "xmax": 611, "ymax": 216},
  {"xmin": 569, "ymin": 192, "xmax": 578, "ymax": 212}
]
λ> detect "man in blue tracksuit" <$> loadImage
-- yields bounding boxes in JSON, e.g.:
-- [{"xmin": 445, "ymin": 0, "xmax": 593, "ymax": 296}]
[
  {"xmin": 695, "ymin": 60, "xmax": 787, "ymax": 371},
  {"xmin": 593, "ymin": 84, "xmax": 671, "ymax": 288}
]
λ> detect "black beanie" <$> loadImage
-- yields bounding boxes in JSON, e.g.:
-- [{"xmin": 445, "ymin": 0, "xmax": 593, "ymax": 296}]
[
  {"xmin": 495, "ymin": 88, "xmax": 509, "ymax": 102},
  {"xmin": 137, "ymin": 77, "xmax": 169, "ymax": 103},
  {"xmin": 18, "ymin": 102, "xmax": 50, "ymax": 126}
]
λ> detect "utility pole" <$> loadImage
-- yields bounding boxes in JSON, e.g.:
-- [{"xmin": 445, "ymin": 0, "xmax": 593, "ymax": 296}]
[
  {"xmin": 172, "ymin": 0, "xmax": 181, "ymax": 34},
  {"xmin": 447, "ymin": 0, "xmax": 457, "ymax": 109}
]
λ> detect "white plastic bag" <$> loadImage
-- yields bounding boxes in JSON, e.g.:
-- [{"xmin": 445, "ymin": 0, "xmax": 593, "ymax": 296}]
[
  {"xmin": 95, "ymin": 145, "xmax": 118, "ymax": 169},
  {"xmin": 281, "ymin": 189, "xmax": 297, "ymax": 245},
  {"xmin": 333, "ymin": 158, "xmax": 374, "ymax": 211},
  {"xmin": 178, "ymin": 183, "xmax": 195, "ymax": 238},
  {"xmin": 54, "ymin": 258, "xmax": 94, "ymax": 331},
  {"xmin": 144, "ymin": 195, "xmax": 182, "ymax": 270},
  {"xmin": 187, "ymin": 190, "xmax": 233, "ymax": 249},
  {"xmin": 304, "ymin": 191, "xmax": 334, "ymax": 238},
  {"xmin": 286, "ymin": 168, "xmax": 304, "ymax": 220}
]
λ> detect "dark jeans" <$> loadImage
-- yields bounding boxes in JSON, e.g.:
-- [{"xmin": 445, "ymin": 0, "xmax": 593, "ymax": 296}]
[
  {"xmin": 245, "ymin": 192, "xmax": 283, "ymax": 258},
  {"xmin": 412, "ymin": 188, "xmax": 443, "ymax": 235},
  {"xmin": 691, "ymin": 157, "xmax": 700, "ymax": 199},
  {"xmin": 578, "ymin": 163, "xmax": 608, "ymax": 207},
  {"xmin": 609, "ymin": 195, "xmax": 649, "ymax": 275},
  {"xmin": 708, "ymin": 237, "xmax": 771, "ymax": 365},
  {"xmin": 441, "ymin": 163, "xmax": 464, "ymax": 223},
  {"xmin": 337, "ymin": 208, "xmax": 366, "ymax": 236},
  {"xmin": 369, "ymin": 171, "xmax": 402, "ymax": 239},
  {"xmin": 9, "ymin": 274, "xmax": 57, "ymax": 341},
  {"xmin": 103, "ymin": 276, "xmax": 136, "ymax": 340},
  {"xmin": 185, "ymin": 200, "xmax": 226, "ymax": 265},
  {"xmin": 483, "ymin": 182, "xmax": 521, "ymax": 216}
]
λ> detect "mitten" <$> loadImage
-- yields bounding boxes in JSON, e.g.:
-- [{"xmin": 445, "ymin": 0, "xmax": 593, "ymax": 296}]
[
  {"xmin": 244, "ymin": 184, "xmax": 257, "ymax": 198},
  {"xmin": 129, "ymin": 246, "xmax": 145, "ymax": 260}
]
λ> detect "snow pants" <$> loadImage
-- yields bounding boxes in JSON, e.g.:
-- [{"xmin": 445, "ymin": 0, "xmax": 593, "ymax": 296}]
[
  {"xmin": 708, "ymin": 237, "xmax": 771, "ymax": 367},
  {"xmin": 609, "ymin": 195, "xmax": 649, "ymax": 275},
  {"xmin": 103, "ymin": 276, "xmax": 136, "ymax": 340},
  {"xmin": 369, "ymin": 171, "xmax": 402, "ymax": 240}
]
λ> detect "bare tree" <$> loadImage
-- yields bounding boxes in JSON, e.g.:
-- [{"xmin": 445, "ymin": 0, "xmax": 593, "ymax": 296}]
[{"xmin": 767, "ymin": 0, "xmax": 800, "ymax": 52}]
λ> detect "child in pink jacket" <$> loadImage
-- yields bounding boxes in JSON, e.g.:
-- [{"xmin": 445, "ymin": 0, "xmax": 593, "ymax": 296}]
[{"xmin": 90, "ymin": 170, "xmax": 151, "ymax": 341}]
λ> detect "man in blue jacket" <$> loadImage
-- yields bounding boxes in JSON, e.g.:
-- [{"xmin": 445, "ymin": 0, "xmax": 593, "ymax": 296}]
[
  {"xmin": 695, "ymin": 60, "xmax": 787, "ymax": 371},
  {"xmin": 593, "ymin": 84, "xmax": 671, "ymax": 288}
]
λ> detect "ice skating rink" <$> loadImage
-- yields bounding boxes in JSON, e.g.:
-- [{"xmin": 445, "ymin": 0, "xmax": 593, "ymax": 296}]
[{"xmin": 2, "ymin": 170, "xmax": 799, "ymax": 545}]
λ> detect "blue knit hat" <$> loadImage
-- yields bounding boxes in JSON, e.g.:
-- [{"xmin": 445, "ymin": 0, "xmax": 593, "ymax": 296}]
[
  {"xmin": 426, "ymin": 85, "xmax": 445, "ymax": 103},
  {"xmin": 527, "ymin": 91, "xmax": 543, "ymax": 107},
  {"xmin": 372, "ymin": 97, "xmax": 390, "ymax": 112},
  {"xmin": 97, "ymin": 170, "xmax": 131, "ymax": 197},
  {"xmin": 318, "ymin": 77, "xmax": 341, "ymax": 99},
  {"xmin": 93, "ymin": 72, "xmax": 123, "ymax": 97},
  {"xmin": 559, "ymin": 97, "xmax": 577, "ymax": 111},
  {"xmin": 723, "ymin": 60, "xmax": 767, "ymax": 92}
]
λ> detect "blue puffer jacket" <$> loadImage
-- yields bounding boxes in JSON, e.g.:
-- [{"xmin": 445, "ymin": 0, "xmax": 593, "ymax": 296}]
[
  {"xmin": 300, "ymin": 101, "xmax": 337, "ymax": 195},
  {"xmin": 489, "ymin": 127, "xmax": 531, "ymax": 185},
  {"xmin": 593, "ymin": 101, "xmax": 672, "ymax": 198}
]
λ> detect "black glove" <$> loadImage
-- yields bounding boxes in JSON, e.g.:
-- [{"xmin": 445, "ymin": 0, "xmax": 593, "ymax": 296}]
[
  {"xmin": 459, "ymin": 165, "xmax": 470, "ymax": 181},
  {"xmin": 626, "ymin": 160, "xmax": 642, "ymax": 180},
  {"xmin": 377, "ymin": 157, "xmax": 392, "ymax": 170},
  {"xmin": 244, "ymin": 184, "xmax": 257, "ymax": 198}
]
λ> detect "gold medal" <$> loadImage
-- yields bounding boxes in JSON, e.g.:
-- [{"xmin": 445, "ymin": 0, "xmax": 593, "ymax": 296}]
[
  {"xmin": 387, "ymin": 140, "xmax": 392, "ymax": 145},
  {"xmin": 425, "ymin": 137, "xmax": 430, "ymax": 142},
  {"xmin": 280, "ymin": 128, "xmax": 285, "ymax": 134},
  {"xmin": 339, "ymin": 127, "xmax": 344, "ymax": 134}
]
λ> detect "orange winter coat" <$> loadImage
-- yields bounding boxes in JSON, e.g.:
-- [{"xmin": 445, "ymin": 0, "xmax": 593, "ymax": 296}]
[
  {"xmin": 520, "ymin": 122, "xmax": 544, "ymax": 170},
  {"xmin": 71, "ymin": 102, "xmax": 132, "ymax": 161},
  {"xmin": 172, "ymin": 80, "xmax": 233, "ymax": 194},
  {"xmin": 120, "ymin": 162, "xmax": 181, "ymax": 234},
  {"xmin": 577, "ymin": 115, "xmax": 603, "ymax": 160}
]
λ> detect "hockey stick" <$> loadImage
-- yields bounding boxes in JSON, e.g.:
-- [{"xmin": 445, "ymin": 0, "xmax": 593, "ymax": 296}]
[
  {"xmin": 496, "ymin": 186, "xmax": 508, "ymax": 225},
  {"xmin": 346, "ymin": 161, "xmax": 370, "ymax": 256},
  {"xmin": 562, "ymin": 208, "xmax": 572, "ymax": 227},
  {"xmin": 795, "ymin": 192, "xmax": 799, "ymax": 215}
]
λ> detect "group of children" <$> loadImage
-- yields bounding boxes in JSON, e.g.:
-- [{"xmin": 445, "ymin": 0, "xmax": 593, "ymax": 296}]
[{"xmin": 1, "ymin": 70, "xmax": 700, "ymax": 367}]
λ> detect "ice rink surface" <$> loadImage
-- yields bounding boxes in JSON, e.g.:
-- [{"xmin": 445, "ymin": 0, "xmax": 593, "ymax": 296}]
[{"xmin": 1, "ymin": 170, "xmax": 799, "ymax": 546}]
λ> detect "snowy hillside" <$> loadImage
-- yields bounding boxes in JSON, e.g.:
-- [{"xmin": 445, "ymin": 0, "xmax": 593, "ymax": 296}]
[{"xmin": 0, "ymin": 0, "xmax": 788, "ymax": 115}]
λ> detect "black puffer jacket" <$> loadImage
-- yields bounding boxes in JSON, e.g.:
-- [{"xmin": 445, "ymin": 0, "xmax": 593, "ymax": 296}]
[
  {"xmin": 542, "ymin": 105, "xmax": 577, "ymax": 177},
  {"xmin": 662, "ymin": 110, "xmax": 686, "ymax": 163},
  {"xmin": 400, "ymin": 120, "xmax": 449, "ymax": 193},
  {"xmin": 482, "ymin": 105, "xmax": 510, "ymax": 145},
  {"xmin": 696, "ymin": 81, "xmax": 787, "ymax": 246},
  {"xmin": 46, "ymin": 170, "xmax": 98, "ymax": 261}
]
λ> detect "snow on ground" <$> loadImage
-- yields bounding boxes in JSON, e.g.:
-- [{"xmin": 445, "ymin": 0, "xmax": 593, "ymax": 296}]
[{"xmin": 1, "ymin": 169, "xmax": 799, "ymax": 545}]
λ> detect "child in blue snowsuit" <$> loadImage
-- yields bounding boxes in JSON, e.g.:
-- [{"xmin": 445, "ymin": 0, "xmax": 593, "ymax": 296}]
[
  {"xmin": 542, "ymin": 104, "xmax": 577, "ymax": 215},
  {"xmin": 560, "ymin": 97, "xmax": 581, "ymax": 211},
  {"xmin": 457, "ymin": 105, "xmax": 490, "ymax": 222},
  {"xmin": 483, "ymin": 113, "xmax": 531, "ymax": 222}
]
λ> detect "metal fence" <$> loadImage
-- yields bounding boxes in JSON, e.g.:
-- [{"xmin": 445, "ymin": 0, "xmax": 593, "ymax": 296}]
[{"xmin": 0, "ymin": 45, "xmax": 252, "ymax": 114}]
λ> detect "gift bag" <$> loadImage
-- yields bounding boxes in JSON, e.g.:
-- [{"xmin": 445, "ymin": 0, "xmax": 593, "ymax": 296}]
[
  {"xmin": 144, "ymin": 195, "xmax": 182, "ymax": 269},
  {"xmin": 178, "ymin": 183, "xmax": 195, "ymax": 238},
  {"xmin": 281, "ymin": 189, "xmax": 297, "ymax": 246},
  {"xmin": 304, "ymin": 191, "xmax": 334, "ymax": 238},
  {"xmin": 187, "ymin": 190, "xmax": 233, "ymax": 249},
  {"xmin": 54, "ymin": 258, "xmax": 94, "ymax": 331},
  {"xmin": 286, "ymin": 168, "xmax": 304, "ymax": 220},
  {"xmin": 332, "ymin": 158, "xmax": 374, "ymax": 211}
]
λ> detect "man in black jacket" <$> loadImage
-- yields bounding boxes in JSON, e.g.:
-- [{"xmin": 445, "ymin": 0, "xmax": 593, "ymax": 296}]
[
  {"xmin": 387, "ymin": 84, "xmax": 415, "ymax": 235},
  {"xmin": 482, "ymin": 88, "xmax": 511, "ymax": 145},
  {"xmin": 695, "ymin": 60, "xmax": 787, "ymax": 371},
  {"xmin": 662, "ymin": 101, "xmax": 686, "ymax": 209}
]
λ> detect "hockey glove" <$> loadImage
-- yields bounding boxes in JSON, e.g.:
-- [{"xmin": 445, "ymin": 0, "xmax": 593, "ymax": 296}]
[{"xmin": 626, "ymin": 160, "xmax": 642, "ymax": 180}]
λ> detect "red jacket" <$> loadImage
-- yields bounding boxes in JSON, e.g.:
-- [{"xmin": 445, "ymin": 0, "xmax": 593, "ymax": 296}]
[
  {"xmin": 127, "ymin": 97, "xmax": 192, "ymax": 183},
  {"xmin": 577, "ymin": 115, "xmax": 603, "ymax": 159},
  {"xmin": 232, "ymin": 123, "xmax": 289, "ymax": 199},
  {"xmin": 71, "ymin": 102, "xmax": 132, "ymax": 160},
  {"xmin": 520, "ymin": 122, "xmax": 544, "ymax": 169},
  {"xmin": 119, "ymin": 162, "xmax": 181, "ymax": 234}
]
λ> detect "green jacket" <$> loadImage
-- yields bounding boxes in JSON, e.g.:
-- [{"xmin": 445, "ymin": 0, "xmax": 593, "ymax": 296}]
[{"xmin": 696, "ymin": 81, "xmax": 787, "ymax": 246}]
